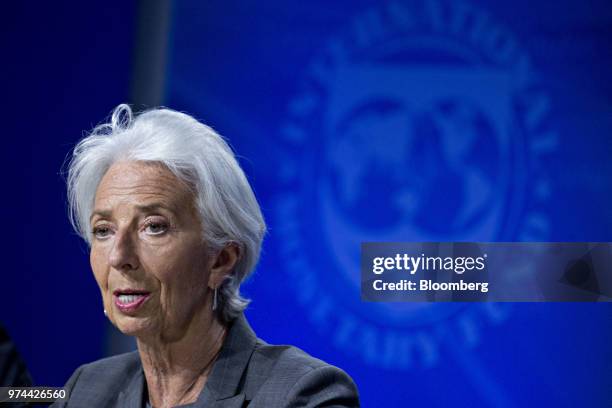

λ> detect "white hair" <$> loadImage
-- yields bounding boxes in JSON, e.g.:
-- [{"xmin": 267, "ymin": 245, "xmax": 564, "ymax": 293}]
[{"xmin": 66, "ymin": 104, "xmax": 266, "ymax": 323}]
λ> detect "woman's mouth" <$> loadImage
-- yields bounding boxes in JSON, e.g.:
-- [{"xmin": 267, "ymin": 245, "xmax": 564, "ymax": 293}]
[{"xmin": 113, "ymin": 290, "xmax": 151, "ymax": 314}]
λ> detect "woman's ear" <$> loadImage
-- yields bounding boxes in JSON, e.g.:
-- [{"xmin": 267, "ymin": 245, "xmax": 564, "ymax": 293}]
[{"xmin": 208, "ymin": 243, "xmax": 241, "ymax": 289}]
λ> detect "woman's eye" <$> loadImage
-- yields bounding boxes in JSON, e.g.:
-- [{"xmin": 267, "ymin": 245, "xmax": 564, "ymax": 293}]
[
  {"xmin": 92, "ymin": 226, "xmax": 112, "ymax": 239},
  {"xmin": 144, "ymin": 222, "xmax": 168, "ymax": 235}
]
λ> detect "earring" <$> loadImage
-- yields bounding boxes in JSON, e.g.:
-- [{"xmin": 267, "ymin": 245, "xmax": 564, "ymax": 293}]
[
  {"xmin": 104, "ymin": 309, "xmax": 107, "ymax": 316},
  {"xmin": 212, "ymin": 287, "xmax": 218, "ymax": 311}
]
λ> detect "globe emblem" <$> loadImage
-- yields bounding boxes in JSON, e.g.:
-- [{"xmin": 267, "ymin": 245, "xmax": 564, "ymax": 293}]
[
  {"xmin": 315, "ymin": 61, "xmax": 516, "ymax": 325},
  {"xmin": 326, "ymin": 98, "xmax": 500, "ymax": 235}
]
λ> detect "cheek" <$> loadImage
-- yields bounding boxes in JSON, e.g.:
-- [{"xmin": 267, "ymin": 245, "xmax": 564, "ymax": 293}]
[
  {"xmin": 151, "ymin": 237, "xmax": 208, "ymax": 280},
  {"xmin": 153, "ymin": 257, "xmax": 199, "ymax": 286},
  {"xmin": 89, "ymin": 246, "xmax": 109, "ymax": 290},
  {"xmin": 152, "ymin": 252, "xmax": 208, "ymax": 298}
]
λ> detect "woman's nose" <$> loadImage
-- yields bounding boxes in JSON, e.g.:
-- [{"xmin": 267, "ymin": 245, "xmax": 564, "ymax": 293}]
[{"xmin": 108, "ymin": 230, "xmax": 140, "ymax": 271}]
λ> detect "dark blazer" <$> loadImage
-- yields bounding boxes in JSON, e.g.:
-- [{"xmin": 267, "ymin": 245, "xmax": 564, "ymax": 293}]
[
  {"xmin": 0, "ymin": 325, "xmax": 32, "ymax": 387},
  {"xmin": 51, "ymin": 314, "xmax": 359, "ymax": 407}
]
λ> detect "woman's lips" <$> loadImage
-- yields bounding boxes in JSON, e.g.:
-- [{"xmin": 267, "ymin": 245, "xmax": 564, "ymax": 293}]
[{"xmin": 113, "ymin": 291, "xmax": 151, "ymax": 314}]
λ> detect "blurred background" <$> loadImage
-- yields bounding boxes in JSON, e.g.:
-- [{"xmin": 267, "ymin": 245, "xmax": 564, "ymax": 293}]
[{"xmin": 2, "ymin": 0, "xmax": 611, "ymax": 406}]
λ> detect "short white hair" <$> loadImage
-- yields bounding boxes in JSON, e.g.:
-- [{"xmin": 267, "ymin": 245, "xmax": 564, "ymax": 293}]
[{"xmin": 66, "ymin": 104, "xmax": 266, "ymax": 323}]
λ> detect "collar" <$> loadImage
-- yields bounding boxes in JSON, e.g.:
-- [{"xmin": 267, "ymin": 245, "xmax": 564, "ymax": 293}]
[{"xmin": 197, "ymin": 313, "xmax": 257, "ymax": 404}]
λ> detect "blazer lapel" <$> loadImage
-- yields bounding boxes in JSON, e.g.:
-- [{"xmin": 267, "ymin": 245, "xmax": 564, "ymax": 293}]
[
  {"xmin": 116, "ymin": 366, "xmax": 145, "ymax": 408},
  {"xmin": 194, "ymin": 314, "xmax": 257, "ymax": 407}
]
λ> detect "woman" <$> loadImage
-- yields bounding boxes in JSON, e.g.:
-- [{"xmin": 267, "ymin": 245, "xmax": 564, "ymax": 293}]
[{"xmin": 54, "ymin": 105, "xmax": 359, "ymax": 408}]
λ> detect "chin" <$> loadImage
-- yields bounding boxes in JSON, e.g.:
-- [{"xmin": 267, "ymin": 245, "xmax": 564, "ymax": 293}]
[{"xmin": 114, "ymin": 315, "xmax": 155, "ymax": 337}]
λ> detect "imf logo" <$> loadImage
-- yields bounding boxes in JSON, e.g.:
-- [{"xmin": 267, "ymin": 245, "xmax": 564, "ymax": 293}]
[{"xmin": 274, "ymin": 0, "xmax": 558, "ymax": 369}]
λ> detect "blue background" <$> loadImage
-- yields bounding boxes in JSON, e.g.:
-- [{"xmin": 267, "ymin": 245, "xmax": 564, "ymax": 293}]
[{"xmin": 2, "ymin": 1, "xmax": 611, "ymax": 407}]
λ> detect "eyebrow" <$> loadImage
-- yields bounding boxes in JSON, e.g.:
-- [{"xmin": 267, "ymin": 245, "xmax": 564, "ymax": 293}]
[{"xmin": 89, "ymin": 202, "xmax": 176, "ymax": 222}]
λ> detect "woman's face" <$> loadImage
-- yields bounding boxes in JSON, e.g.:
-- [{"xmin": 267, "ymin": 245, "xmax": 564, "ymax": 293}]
[{"xmin": 90, "ymin": 161, "xmax": 214, "ymax": 340}]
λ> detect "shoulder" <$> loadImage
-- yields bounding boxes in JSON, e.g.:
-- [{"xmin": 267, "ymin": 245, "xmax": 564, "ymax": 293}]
[
  {"xmin": 51, "ymin": 351, "xmax": 141, "ymax": 407},
  {"xmin": 244, "ymin": 341, "xmax": 360, "ymax": 407},
  {"xmin": 249, "ymin": 340, "xmax": 329, "ymax": 379}
]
